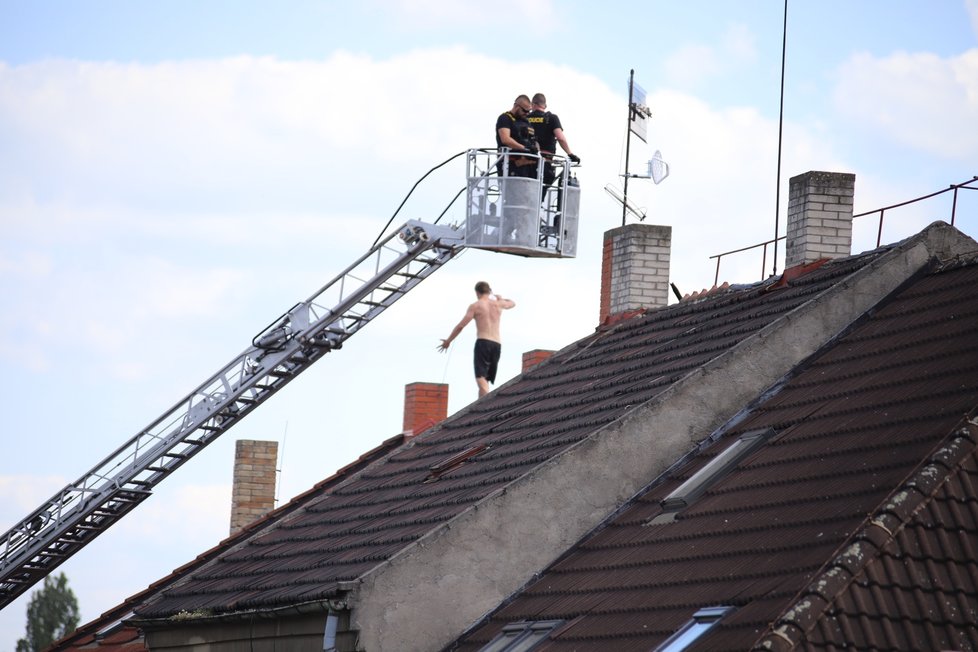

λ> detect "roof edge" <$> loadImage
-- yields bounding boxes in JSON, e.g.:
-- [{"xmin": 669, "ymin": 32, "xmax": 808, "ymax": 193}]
[{"xmin": 128, "ymin": 595, "xmax": 347, "ymax": 631}]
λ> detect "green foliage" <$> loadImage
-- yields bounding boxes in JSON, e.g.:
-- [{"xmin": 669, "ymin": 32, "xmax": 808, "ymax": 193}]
[{"xmin": 15, "ymin": 573, "xmax": 80, "ymax": 652}]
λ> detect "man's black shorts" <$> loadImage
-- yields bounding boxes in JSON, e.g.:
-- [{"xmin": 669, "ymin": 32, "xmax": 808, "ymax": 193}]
[{"xmin": 474, "ymin": 338, "xmax": 501, "ymax": 383}]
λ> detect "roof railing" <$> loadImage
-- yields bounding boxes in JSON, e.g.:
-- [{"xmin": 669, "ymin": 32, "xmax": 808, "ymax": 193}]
[
  {"xmin": 857, "ymin": 175, "xmax": 978, "ymax": 248},
  {"xmin": 709, "ymin": 176, "xmax": 978, "ymax": 286}
]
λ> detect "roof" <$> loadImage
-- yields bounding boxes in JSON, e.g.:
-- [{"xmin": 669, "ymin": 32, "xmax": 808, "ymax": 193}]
[
  {"xmin": 134, "ymin": 247, "xmax": 887, "ymax": 619},
  {"xmin": 447, "ymin": 253, "xmax": 978, "ymax": 652},
  {"xmin": 55, "ymin": 221, "xmax": 977, "ymax": 652}
]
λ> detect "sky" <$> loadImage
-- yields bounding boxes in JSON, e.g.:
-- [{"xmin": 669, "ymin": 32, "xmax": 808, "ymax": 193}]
[{"xmin": 1, "ymin": 0, "xmax": 977, "ymax": 647}]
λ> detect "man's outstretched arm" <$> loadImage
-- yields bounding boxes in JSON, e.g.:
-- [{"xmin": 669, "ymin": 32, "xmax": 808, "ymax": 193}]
[{"xmin": 438, "ymin": 306, "xmax": 476, "ymax": 351}]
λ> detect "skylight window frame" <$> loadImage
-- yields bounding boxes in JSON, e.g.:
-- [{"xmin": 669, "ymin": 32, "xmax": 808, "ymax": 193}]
[
  {"xmin": 652, "ymin": 606, "xmax": 734, "ymax": 652},
  {"xmin": 660, "ymin": 427, "xmax": 775, "ymax": 511},
  {"xmin": 478, "ymin": 619, "xmax": 564, "ymax": 652}
]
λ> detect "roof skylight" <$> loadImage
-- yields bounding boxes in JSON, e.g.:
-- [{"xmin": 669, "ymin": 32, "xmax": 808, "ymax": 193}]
[
  {"xmin": 647, "ymin": 428, "xmax": 774, "ymax": 525},
  {"xmin": 478, "ymin": 619, "xmax": 563, "ymax": 652},
  {"xmin": 652, "ymin": 606, "xmax": 734, "ymax": 651}
]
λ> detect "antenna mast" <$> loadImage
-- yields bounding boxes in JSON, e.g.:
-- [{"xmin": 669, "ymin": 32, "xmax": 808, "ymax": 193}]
[
  {"xmin": 623, "ymin": 69, "xmax": 635, "ymax": 226},
  {"xmin": 621, "ymin": 69, "xmax": 654, "ymax": 226}
]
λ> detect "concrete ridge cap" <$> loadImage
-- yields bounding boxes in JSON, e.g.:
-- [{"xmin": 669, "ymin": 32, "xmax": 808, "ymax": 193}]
[{"xmin": 896, "ymin": 220, "xmax": 978, "ymax": 259}]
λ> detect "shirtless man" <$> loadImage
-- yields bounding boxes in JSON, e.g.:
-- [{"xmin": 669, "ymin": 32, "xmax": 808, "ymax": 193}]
[{"xmin": 438, "ymin": 281, "xmax": 516, "ymax": 397}]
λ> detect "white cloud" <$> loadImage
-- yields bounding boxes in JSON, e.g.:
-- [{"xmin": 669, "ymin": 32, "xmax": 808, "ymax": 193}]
[
  {"xmin": 0, "ymin": 475, "xmax": 66, "ymax": 524},
  {"xmin": 664, "ymin": 44, "xmax": 721, "ymax": 86},
  {"xmin": 116, "ymin": 482, "xmax": 231, "ymax": 540},
  {"xmin": 834, "ymin": 48, "xmax": 978, "ymax": 160},
  {"xmin": 662, "ymin": 23, "xmax": 757, "ymax": 89}
]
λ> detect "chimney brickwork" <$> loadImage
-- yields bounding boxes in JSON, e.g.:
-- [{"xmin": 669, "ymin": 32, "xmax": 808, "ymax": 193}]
[
  {"xmin": 522, "ymin": 349, "xmax": 554, "ymax": 373},
  {"xmin": 230, "ymin": 439, "xmax": 278, "ymax": 535},
  {"xmin": 600, "ymin": 224, "xmax": 672, "ymax": 323},
  {"xmin": 786, "ymin": 171, "xmax": 855, "ymax": 268},
  {"xmin": 403, "ymin": 382, "xmax": 448, "ymax": 436}
]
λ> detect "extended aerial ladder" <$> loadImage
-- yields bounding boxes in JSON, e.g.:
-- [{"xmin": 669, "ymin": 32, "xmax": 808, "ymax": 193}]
[{"xmin": 0, "ymin": 148, "xmax": 580, "ymax": 609}]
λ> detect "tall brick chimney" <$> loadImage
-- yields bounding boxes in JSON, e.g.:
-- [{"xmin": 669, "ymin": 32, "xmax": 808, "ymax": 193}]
[
  {"xmin": 786, "ymin": 171, "xmax": 855, "ymax": 268},
  {"xmin": 403, "ymin": 382, "xmax": 448, "ymax": 437},
  {"xmin": 230, "ymin": 439, "xmax": 278, "ymax": 535},
  {"xmin": 600, "ymin": 223, "xmax": 672, "ymax": 323}
]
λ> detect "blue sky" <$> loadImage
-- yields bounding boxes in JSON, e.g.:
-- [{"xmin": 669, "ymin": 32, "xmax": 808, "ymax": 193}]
[{"xmin": 2, "ymin": 0, "xmax": 977, "ymax": 646}]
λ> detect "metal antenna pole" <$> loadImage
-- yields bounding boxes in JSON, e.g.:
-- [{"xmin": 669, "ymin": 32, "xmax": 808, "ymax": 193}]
[
  {"xmin": 622, "ymin": 69, "xmax": 635, "ymax": 227},
  {"xmin": 772, "ymin": 0, "xmax": 788, "ymax": 276}
]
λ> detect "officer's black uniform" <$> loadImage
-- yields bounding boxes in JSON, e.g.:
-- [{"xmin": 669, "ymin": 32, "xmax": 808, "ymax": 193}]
[
  {"xmin": 527, "ymin": 109, "xmax": 564, "ymax": 187},
  {"xmin": 495, "ymin": 111, "xmax": 537, "ymax": 178}
]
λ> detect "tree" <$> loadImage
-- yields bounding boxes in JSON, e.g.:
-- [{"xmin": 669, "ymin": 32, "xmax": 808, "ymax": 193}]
[{"xmin": 16, "ymin": 573, "xmax": 80, "ymax": 652}]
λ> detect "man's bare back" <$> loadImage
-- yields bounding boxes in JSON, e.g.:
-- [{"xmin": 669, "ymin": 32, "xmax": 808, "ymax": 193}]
[
  {"xmin": 470, "ymin": 294, "xmax": 509, "ymax": 342},
  {"xmin": 437, "ymin": 281, "xmax": 516, "ymax": 397}
]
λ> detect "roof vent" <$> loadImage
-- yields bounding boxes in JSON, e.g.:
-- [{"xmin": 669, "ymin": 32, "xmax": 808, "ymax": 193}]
[{"xmin": 425, "ymin": 444, "xmax": 488, "ymax": 482}]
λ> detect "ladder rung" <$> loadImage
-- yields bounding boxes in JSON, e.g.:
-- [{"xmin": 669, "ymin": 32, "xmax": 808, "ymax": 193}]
[
  {"xmin": 394, "ymin": 271, "xmax": 421, "ymax": 279},
  {"xmin": 181, "ymin": 438, "xmax": 204, "ymax": 446},
  {"xmin": 127, "ymin": 479, "xmax": 154, "ymax": 487},
  {"xmin": 359, "ymin": 301, "xmax": 385, "ymax": 308},
  {"xmin": 111, "ymin": 495, "xmax": 142, "ymax": 503},
  {"xmin": 198, "ymin": 424, "xmax": 222, "ymax": 432}
]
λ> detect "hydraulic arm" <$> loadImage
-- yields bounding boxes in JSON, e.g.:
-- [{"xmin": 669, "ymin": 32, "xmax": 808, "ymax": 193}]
[{"xmin": 0, "ymin": 220, "xmax": 464, "ymax": 609}]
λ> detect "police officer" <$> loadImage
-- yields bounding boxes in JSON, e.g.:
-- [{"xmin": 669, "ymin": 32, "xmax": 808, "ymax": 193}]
[
  {"xmin": 495, "ymin": 95, "xmax": 538, "ymax": 178},
  {"xmin": 527, "ymin": 93, "xmax": 580, "ymax": 188}
]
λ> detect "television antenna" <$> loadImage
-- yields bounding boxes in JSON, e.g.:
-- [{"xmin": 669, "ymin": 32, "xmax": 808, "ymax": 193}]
[{"xmin": 606, "ymin": 70, "xmax": 670, "ymax": 225}]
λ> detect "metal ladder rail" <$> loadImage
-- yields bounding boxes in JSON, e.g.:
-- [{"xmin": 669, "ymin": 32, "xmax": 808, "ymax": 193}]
[{"xmin": 0, "ymin": 220, "xmax": 465, "ymax": 608}]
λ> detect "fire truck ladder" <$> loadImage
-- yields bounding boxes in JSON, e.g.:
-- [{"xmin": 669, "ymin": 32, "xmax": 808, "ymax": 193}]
[{"xmin": 0, "ymin": 220, "xmax": 464, "ymax": 609}]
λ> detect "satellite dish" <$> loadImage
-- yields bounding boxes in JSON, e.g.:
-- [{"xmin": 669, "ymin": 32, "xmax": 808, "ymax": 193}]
[{"xmin": 648, "ymin": 150, "xmax": 670, "ymax": 184}]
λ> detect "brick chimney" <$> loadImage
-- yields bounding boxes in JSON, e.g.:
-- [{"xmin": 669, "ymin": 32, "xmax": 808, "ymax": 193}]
[
  {"xmin": 230, "ymin": 439, "xmax": 278, "ymax": 535},
  {"xmin": 785, "ymin": 171, "xmax": 855, "ymax": 268},
  {"xmin": 522, "ymin": 349, "xmax": 554, "ymax": 373},
  {"xmin": 403, "ymin": 382, "xmax": 448, "ymax": 436},
  {"xmin": 600, "ymin": 223, "xmax": 671, "ymax": 323}
]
